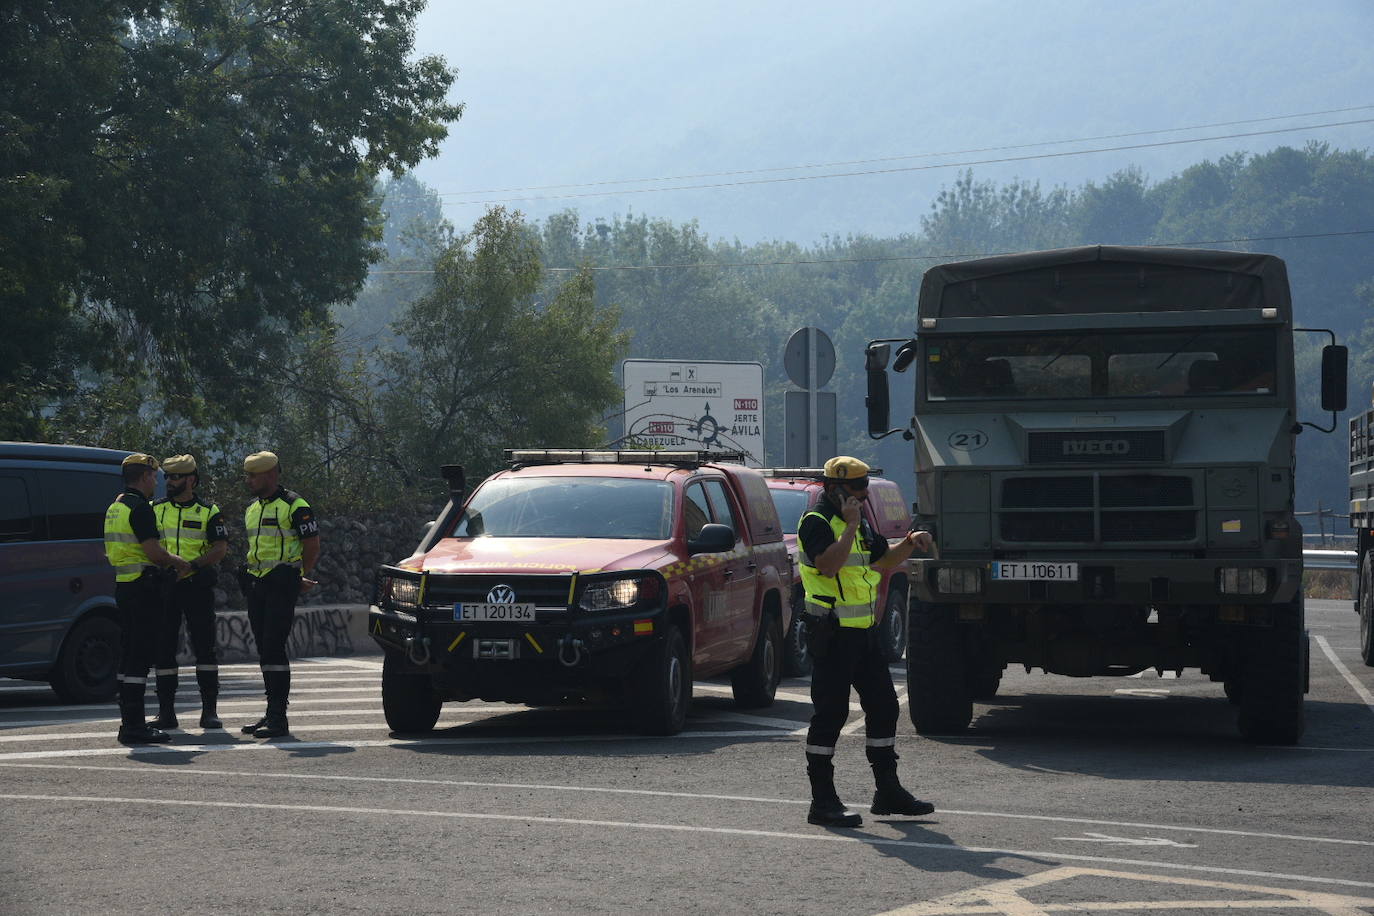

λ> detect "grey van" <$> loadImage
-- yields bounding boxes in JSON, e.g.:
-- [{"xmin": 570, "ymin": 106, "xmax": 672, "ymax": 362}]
[{"xmin": 0, "ymin": 442, "xmax": 153, "ymax": 702}]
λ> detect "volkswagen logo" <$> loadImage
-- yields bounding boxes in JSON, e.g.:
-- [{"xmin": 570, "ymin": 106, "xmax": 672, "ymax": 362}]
[{"xmin": 487, "ymin": 584, "xmax": 517, "ymax": 604}]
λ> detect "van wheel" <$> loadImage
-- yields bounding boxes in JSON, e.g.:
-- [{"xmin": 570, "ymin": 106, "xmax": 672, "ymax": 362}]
[
  {"xmin": 731, "ymin": 613, "xmax": 782, "ymax": 708},
  {"xmin": 783, "ymin": 592, "xmax": 813, "ymax": 677},
  {"xmin": 879, "ymin": 587, "xmax": 907, "ymax": 663},
  {"xmin": 907, "ymin": 599, "xmax": 972, "ymax": 734},
  {"xmin": 1236, "ymin": 594, "xmax": 1306, "ymax": 745},
  {"xmin": 382, "ymin": 652, "xmax": 442, "ymax": 733},
  {"xmin": 1359, "ymin": 553, "xmax": 1374, "ymax": 667},
  {"xmin": 636, "ymin": 624, "xmax": 691, "ymax": 735},
  {"xmin": 50, "ymin": 615, "xmax": 120, "ymax": 704}
]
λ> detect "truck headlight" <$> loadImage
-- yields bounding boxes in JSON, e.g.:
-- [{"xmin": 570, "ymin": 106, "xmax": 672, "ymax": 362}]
[
  {"xmin": 1218, "ymin": 567, "xmax": 1268, "ymax": 595},
  {"xmin": 936, "ymin": 567, "xmax": 982, "ymax": 595},
  {"xmin": 385, "ymin": 577, "xmax": 421, "ymax": 609},
  {"xmin": 580, "ymin": 575, "xmax": 661, "ymax": 612}
]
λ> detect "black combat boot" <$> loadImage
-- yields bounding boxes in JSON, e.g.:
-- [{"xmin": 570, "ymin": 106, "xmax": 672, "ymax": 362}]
[
  {"xmin": 868, "ymin": 747, "xmax": 935, "ymax": 817},
  {"xmin": 241, "ymin": 715, "xmax": 269, "ymax": 735},
  {"xmin": 197, "ymin": 667, "xmax": 221, "ymax": 729},
  {"xmin": 253, "ymin": 713, "xmax": 289, "ymax": 739},
  {"xmin": 116, "ymin": 678, "xmax": 169, "ymax": 744},
  {"xmin": 806, "ymin": 753, "xmax": 862, "ymax": 828},
  {"xmin": 148, "ymin": 670, "xmax": 179, "ymax": 729}
]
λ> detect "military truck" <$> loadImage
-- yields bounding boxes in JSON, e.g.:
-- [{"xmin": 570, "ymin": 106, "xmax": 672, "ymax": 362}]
[
  {"xmin": 1349, "ymin": 397, "xmax": 1374, "ymax": 666},
  {"xmin": 864, "ymin": 246, "xmax": 1346, "ymax": 744}
]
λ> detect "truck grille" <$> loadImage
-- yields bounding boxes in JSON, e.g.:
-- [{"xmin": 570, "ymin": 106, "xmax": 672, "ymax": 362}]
[
  {"xmin": 1027, "ymin": 430, "xmax": 1167, "ymax": 464},
  {"xmin": 421, "ymin": 574, "xmax": 574, "ymax": 613},
  {"xmin": 999, "ymin": 474, "xmax": 1196, "ymax": 544}
]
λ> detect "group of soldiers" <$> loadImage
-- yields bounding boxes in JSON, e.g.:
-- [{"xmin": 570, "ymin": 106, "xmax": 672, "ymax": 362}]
[{"xmin": 103, "ymin": 450, "xmax": 321, "ymax": 744}]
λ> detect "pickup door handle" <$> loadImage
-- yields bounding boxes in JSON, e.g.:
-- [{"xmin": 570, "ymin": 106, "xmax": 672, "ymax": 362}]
[
  {"xmin": 722, "ymin": 568, "xmax": 734, "ymax": 578},
  {"xmin": 746, "ymin": 561, "xmax": 758, "ymax": 571}
]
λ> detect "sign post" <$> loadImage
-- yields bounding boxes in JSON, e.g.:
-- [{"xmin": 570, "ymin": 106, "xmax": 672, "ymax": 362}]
[{"xmin": 783, "ymin": 327, "xmax": 837, "ymax": 466}]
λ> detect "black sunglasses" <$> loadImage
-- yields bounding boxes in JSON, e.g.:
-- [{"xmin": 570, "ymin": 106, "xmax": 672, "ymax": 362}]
[
  {"xmin": 842, "ymin": 479, "xmax": 870, "ymax": 491},
  {"xmin": 165, "ymin": 473, "xmax": 191, "ymax": 480}
]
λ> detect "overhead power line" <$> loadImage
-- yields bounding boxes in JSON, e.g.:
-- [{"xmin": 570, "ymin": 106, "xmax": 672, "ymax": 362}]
[
  {"xmin": 385, "ymin": 103, "xmax": 1374, "ymax": 202},
  {"xmin": 421, "ymin": 118, "xmax": 1374, "ymax": 208},
  {"xmin": 368, "ymin": 228, "xmax": 1374, "ymax": 276}
]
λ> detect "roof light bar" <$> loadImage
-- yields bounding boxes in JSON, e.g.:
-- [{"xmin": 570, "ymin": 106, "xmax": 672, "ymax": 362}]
[
  {"xmin": 505, "ymin": 449, "xmax": 747, "ymax": 466},
  {"xmin": 759, "ymin": 467, "xmax": 884, "ymax": 478}
]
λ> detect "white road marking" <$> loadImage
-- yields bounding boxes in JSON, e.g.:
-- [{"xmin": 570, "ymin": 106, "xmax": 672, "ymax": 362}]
[
  {"xmin": 3, "ymin": 792, "xmax": 1372, "ymax": 891},
  {"xmin": 1313, "ymin": 634, "xmax": 1374, "ymax": 712},
  {"xmin": 1113, "ymin": 689, "xmax": 1170, "ymax": 698},
  {"xmin": 875, "ymin": 865, "xmax": 1374, "ymax": 916},
  {"xmin": 0, "ymin": 728, "xmax": 798, "ymax": 761},
  {"xmin": 1054, "ymin": 831, "xmax": 1197, "ymax": 848},
  {"xmin": 4, "ymin": 764, "xmax": 1369, "ymax": 851}
]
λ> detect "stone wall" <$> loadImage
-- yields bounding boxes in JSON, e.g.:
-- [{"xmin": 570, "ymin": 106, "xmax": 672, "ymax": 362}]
[{"xmin": 212, "ymin": 511, "xmax": 437, "ymax": 610}]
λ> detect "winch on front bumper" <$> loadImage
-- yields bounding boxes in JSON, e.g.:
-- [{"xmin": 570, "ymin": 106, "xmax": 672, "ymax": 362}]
[{"xmin": 369, "ymin": 566, "xmax": 668, "ymax": 702}]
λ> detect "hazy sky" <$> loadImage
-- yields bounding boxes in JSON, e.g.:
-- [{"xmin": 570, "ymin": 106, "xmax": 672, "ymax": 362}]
[{"xmin": 410, "ymin": 0, "xmax": 1374, "ymax": 246}]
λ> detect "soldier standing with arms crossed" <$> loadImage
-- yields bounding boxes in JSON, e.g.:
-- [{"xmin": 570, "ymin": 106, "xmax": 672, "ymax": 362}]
[
  {"xmin": 103, "ymin": 453, "xmax": 192, "ymax": 744},
  {"xmin": 240, "ymin": 451, "xmax": 320, "ymax": 738},
  {"xmin": 798, "ymin": 456, "xmax": 936, "ymax": 827},
  {"xmin": 149, "ymin": 454, "xmax": 229, "ymax": 730}
]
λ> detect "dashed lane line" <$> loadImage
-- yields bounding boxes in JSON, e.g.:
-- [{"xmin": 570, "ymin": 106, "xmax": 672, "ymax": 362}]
[
  {"xmin": 4, "ymin": 763, "xmax": 1369, "ymax": 851},
  {"xmin": 3, "ymin": 792, "xmax": 1372, "ymax": 891}
]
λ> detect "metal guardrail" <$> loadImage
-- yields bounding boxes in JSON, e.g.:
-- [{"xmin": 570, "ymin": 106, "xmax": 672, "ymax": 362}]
[{"xmin": 1303, "ymin": 549, "xmax": 1357, "ymax": 570}]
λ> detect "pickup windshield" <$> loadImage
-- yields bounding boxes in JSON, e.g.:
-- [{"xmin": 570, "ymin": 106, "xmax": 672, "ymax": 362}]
[
  {"xmin": 924, "ymin": 328, "xmax": 1278, "ymax": 402},
  {"xmin": 452, "ymin": 477, "xmax": 675, "ymax": 539}
]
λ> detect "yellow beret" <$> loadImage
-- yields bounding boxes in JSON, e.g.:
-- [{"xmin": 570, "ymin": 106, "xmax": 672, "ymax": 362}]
[
  {"xmin": 162, "ymin": 454, "xmax": 197, "ymax": 474},
  {"xmin": 823, "ymin": 455, "xmax": 870, "ymax": 481},
  {"xmin": 121, "ymin": 453, "xmax": 159, "ymax": 470},
  {"xmin": 243, "ymin": 451, "xmax": 280, "ymax": 473}
]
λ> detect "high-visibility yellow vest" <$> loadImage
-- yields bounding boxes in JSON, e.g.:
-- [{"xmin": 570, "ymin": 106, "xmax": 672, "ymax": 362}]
[
  {"xmin": 798, "ymin": 509, "xmax": 880, "ymax": 628},
  {"xmin": 245, "ymin": 489, "xmax": 310, "ymax": 577},
  {"xmin": 104, "ymin": 494, "xmax": 152, "ymax": 583},
  {"xmin": 153, "ymin": 497, "xmax": 221, "ymax": 564}
]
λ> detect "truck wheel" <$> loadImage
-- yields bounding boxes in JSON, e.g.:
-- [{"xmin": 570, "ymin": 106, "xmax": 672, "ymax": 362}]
[
  {"xmin": 879, "ymin": 586, "xmax": 907, "ymax": 663},
  {"xmin": 907, "ymin": 599, "xmax": 972, "ymax": 734},
  {"xmin": 382, "ymin": 651, "xmax": 442, "ymax": 733},
  {"xmin": 49, "ymin": 614, "xmax": 120, "ymax": 704},
  {"xmin": 731, "ymin": 613, "xmax": 782, "ymax": 708},
  {"xmin": 1359, "ymin": 553, "xmax": 1374, "ymax": 667},
  {"xmin": 783, "ymin": 593, "xmax": 813, "ymax": 677},
  {"xmin": 1236, "ymin": 594, "xmax": 1306, "ymax": 745},
  {"xmin": 636, "ymin": 624, "xmax": 691, "ymax": 735}
]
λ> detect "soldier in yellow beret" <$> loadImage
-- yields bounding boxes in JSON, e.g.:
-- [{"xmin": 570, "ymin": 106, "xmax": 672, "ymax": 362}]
[
  {"xmin": 147, "ymin": 454, "xmax": 229, "ymax": 730},
  {"xmin": 798, "ymin": 455, "xmax": 936, "ymax": 827},
  {"xmin": 238, "ymin": 451, "xmax": 321, "ymax": 738},
  {"xmin": 103, "ymin": 453, "xmax": 192, "ymax": 744}
]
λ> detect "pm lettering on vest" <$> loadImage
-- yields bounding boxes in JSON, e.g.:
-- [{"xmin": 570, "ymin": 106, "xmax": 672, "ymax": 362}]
[{"xmin": 1062, "ymin": 439, "xmax": 1131, "ymax": 456}]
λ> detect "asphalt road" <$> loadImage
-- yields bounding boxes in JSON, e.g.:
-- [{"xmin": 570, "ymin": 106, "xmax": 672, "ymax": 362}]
[{"xmin": 1, "ymin": 598, "xmax": 1371, "ymax": 915}]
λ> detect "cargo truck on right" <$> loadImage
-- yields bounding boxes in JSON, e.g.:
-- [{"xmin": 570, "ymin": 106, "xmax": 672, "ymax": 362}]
[
  {"xmin": 865, "ymin": 245, "xmax": 1347, "ymax": 744},
  {"xmin": 1349, "ymin": 397, "xmax": 1374, "ymax": 666}
]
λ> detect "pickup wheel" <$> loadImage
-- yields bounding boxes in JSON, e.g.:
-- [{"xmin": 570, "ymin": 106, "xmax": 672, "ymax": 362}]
[
  {"xmin": 878, "ymin": 586, "xmax": 907, "ymax": 663},
  {"xmin": 49, "ymin": 614, "xmax": 120, "ymax": 704},
  {"xmin": 783, "ymin": 589, "xmax": 813, "ymax": 677},
  {"xmin": 1236, "ymin": 594, "xmax": 1306, "ymax": 745},
  {"xmin": 636, "ymin": 624, "xmax": 691, "ymax": 735},
  {"xmin": 907, "ymin": 599, "xmax": 972, "ymax": 734},
  {"xmin": 1359, "ymin": 552, "xmax": 1374, "ymax": 667},
  {"xmin": 731, "ymin": 612, "xmax": 782, "ymax": 708},
  {"xmin": 382, "ymin": 651, "xmax": 442, "ymax": 734}
]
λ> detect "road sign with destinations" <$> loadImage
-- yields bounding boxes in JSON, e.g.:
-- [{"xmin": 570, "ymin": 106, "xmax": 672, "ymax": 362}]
[{"xmin": 622, "ymin": 359, "xmax": 765, "ymax": 466}]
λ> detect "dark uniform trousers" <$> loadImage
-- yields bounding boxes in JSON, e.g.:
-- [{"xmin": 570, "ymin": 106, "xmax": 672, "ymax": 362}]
[
  {"xmin": 806, "ymin": 625, "xmax": 900, "ymax": 769},
  {"xmin": 115, "ymin": 574, "xmax": 163, "ymax": 726},
  {"xmin": 154, "ymin": 570, "xmax": 219, "ymax": 710},
  {"xmin": 245, "ymin": 565, "xmax": 299, "ymax": 715}
]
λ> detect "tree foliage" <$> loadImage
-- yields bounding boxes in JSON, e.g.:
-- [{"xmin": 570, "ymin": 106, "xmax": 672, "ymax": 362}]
[{"xmin": 0, "ymin": 1, "xmax": 461, "ymax": 435}]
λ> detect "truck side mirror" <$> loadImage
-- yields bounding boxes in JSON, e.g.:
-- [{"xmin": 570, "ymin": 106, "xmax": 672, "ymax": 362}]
[
  {"xmin": 866, "ymin": 344, "xmax": 891, "ymax": 437},
  {"xmin": 689, "ymin": 523, "xmax": 735, "ymax": 555},
  {"xmin": 440, "ymin": 464, "xmax": 466, "ymax": 502},
  {"xmin": 1321, "ymin": 344, "xmax": 1348, "ymax": 413}
]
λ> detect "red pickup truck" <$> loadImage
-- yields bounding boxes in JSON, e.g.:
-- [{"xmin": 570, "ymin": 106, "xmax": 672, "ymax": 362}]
[
  {"xmin": 762, "ymin": 469, "xmax": 915, "ymax": 674},
  {"xmin": 370, "ymin": 450, "xmax": 791, "ymax": 735}
]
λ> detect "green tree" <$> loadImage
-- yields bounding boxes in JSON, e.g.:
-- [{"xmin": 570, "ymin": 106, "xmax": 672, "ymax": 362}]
[
  {"xmin": 0, "ymin": 1, "xmax": 461, "ymax": 435},
  {"xmin": 381, "ymin": 208, "xmax": 627, "ymax": 484}
]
